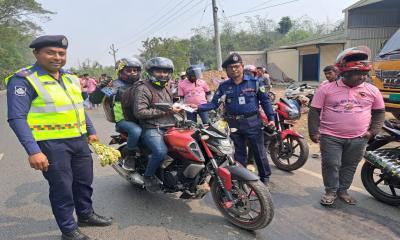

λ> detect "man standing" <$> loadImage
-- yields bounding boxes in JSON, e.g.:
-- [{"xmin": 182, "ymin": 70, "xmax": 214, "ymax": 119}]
[
  {"xmin": 308, "ymin": 46, "xmax": 385, "ymax": 206},
  {"xmin": 5, "ymin": 35, "xmax": 112, "ymax": 240},
  {"xmin": 193, "ymin": 53, "xmax": 276, "ymax": 185},
  {"xmin": 178, "ymin": 66, "xmax": 211, "ymax": 123},
  {"xmin": 320, "ymin": 65, "xmax": 339, "ymax": 86}
]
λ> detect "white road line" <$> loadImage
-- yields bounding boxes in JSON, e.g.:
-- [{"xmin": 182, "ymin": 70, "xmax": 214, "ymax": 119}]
[
  {"xmin": 297, "ymin": 168, "xmax": 367, "ymax": 194},
  {"xmin": 0, "ymin": 153, "xmax": 3, "ymax": 161}
]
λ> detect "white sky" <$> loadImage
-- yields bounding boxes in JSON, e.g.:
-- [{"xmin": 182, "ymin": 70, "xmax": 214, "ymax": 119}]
[{"xmin": 36, "ymin": 0, "xmax": 360, "ymax": 67}]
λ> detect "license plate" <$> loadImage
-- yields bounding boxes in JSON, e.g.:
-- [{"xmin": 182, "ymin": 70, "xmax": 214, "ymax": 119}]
[{"xmin": 389, "ymin": 94, "xmax": 400, "ymax": 102}]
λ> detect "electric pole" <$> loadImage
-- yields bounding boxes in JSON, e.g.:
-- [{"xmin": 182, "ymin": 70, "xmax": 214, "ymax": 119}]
[
  {"xmin": 108, "ymin": 44, "xmax": 119, "ymax": 65},
  {"xmin": 212, "ymin": 0, "xmax": 222, "ymax": 70}
]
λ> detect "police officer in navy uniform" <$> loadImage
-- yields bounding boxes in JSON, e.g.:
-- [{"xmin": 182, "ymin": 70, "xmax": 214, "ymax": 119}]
[
  {"xmin": 6, "ymin": 35, "xmax": 112, "ymax": 240},
  {"xmin": 193, "ymin": 53, "xmax": 275, "ymax": 184}
]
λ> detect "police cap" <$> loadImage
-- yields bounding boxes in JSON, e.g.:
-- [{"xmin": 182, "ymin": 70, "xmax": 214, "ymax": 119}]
[
  {"xmin": 29, "ymin": 35, "xmax": 68, "ymax": 49},
  {"xmin": 222, "ymin": 53, "xmax": 242, "ymax": 68}
]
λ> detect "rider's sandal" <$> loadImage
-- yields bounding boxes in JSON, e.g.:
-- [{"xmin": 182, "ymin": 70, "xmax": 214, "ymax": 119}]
[
  {"xmin": 337, "ymin": 192, "xmax": 357, "ymax": 205},
  {"xmin": 320, "ymin": 192, "xmax": 337, "ymax": 206}
]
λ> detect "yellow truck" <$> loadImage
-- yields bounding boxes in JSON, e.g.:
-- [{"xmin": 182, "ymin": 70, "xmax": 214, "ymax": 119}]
[{"xmin": 371, "ymin": 28, "xmax": 400, "ymax": 118}]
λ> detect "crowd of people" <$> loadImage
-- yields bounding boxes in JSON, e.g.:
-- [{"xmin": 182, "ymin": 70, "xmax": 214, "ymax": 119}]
[{"xmin": 4, "ymin": 34, "xmax": 386, "ymax": 240}]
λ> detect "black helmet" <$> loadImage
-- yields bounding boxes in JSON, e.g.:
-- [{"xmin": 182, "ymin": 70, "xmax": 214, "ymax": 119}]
[
  {"xmin": 186, "ymin": 66, "xmax": 202, "ymax": 81},
  {"xmin": 115, "ymin": 58, "xmax": 142, "ymax": 73},
  {"xmin": 145, "ymin": 57, "xmax": 174, "ymax": 87}
]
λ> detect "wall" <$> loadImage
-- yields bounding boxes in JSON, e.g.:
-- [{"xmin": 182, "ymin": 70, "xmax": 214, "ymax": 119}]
[
  {"xmin": 319, "ymin": 44, "xmax": 344, "ymax": 80},
  {"xmin": 267, "ymin": 49, "xmax": 299, "ymax": 81}
]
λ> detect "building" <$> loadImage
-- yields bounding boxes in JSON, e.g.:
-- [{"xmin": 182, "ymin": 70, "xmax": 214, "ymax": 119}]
[{"xmin": 344, "ymin": 0, "xmax": 400, "ymax": 58}]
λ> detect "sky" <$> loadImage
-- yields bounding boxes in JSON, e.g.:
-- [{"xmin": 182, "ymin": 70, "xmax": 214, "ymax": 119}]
[{"xmin": 35, "ymin": 0, "xmax": 360, "ymax": 68}]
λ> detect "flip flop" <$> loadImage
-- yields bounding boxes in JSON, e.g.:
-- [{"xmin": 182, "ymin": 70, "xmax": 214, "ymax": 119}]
[
  {"xmin": 320, "ymin": 192, "xmax": 337, "ymax": 206},
  {"xmin": 337, "ymin": 192, "xmax": 357, "ymax": 205}
]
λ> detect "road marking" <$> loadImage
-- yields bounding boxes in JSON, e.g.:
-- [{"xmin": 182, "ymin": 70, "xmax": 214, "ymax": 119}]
[
  {"xmin": 297, "ymin": 168, "xmax": 367, "ymax": 194},
  {"xmin": 0, "ymin": 153, "xmax": 3, "ymax": 161}
]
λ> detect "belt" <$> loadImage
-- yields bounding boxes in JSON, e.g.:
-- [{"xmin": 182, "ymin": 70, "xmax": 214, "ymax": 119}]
[{"xmin": 225, "ymin": 112, "xmax": 258, "ymax": 120}]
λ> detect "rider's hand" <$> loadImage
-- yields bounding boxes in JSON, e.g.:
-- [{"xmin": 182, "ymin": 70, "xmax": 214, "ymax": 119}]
[
  {"xmin": 88, "ymin": 134, "xmax": 99, "ymax": 144},
  {"xmin": 362, "ymin": 131, "xmax": 372, "ymax": 140},
  {"xmin": 188, "ymin": 104, "xmax": 198, "ymax": 110},
  {"xmin": 28, "ymin": 152, "xmax": 49, "ymax": 172},
  {"xmin": 172, "ymin": 105, "xmax": 183, "ymax": 113},
  {"xmin": 310, "ymin": 134, "xmax": 320, "ymax": 143},
  {"xmin": 267, "ymin": 121, "xmax": 275, "ymax": 127}
]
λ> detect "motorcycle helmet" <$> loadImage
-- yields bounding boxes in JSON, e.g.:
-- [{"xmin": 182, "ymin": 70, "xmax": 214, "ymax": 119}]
[
  {"xmin": 244, "ymin": 65, "xmax": 257, "ymax": 77},
  {"xmin": 335, "ymin": 46, "xmax": 372, "ymax": 73},
  {"xmin": 278, "ymin": 98, "xmax": 301, "ymax": 120},
  {"xmin": 186, "ymin": 66, "xmax": 202, "ymax": 82},
  {"xmin": 115, "ymin": 58, "xmax": 142, "ymax": 81},
  {"xmin": 145, "ymin": 57, "xmax": 174, "ymax": 87}
]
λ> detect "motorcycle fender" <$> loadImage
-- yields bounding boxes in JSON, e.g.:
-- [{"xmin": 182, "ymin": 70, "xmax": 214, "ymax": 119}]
[
  {"xmin": 218, "ymin": 167, "xmax": 232, "ymax": 191},
  {"xmin": 281, "ymin": 129, "xmax": 303, "ymax": 139},
  {"xmin": 224, "ymin": 165, "xmax": 259, "ymax": 181}
]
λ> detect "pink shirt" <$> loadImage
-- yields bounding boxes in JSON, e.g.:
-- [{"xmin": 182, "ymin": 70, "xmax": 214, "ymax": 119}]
[
  {"xmin": 311, "ymin": 79, "xmax": 384, "ymax": 138},
  {"xmin": 86, "ymin": 78, "xmax": 97, "ymax": 93},
  {"xmin": 178, "ymin": 79, "xmax": 210, "ymax": 105}
]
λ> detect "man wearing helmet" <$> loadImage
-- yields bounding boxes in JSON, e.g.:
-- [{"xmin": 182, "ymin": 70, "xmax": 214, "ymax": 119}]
[
  {"xmin": 89, "ymin": 58, "xmax": 143, "ymax": 171},
  {"xmin": 308, "ymin": 46, "xmax": 385, "ymax": 206},
  {"xmin": 132, "ymin": 57, "xmax": 181, "ymax": 192},
  {"xmin": 178, "ymin": 66, "xmax": 211, "ymax": 123}
]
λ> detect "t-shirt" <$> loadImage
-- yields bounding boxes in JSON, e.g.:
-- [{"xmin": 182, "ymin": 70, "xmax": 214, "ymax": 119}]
[
  {"xmin": 178, "ymin": 79, "xmax": 210, "ymax": 105},
  {"xmin": 311, "ymin": 79, "xmax": 385, "ymax": 138}
]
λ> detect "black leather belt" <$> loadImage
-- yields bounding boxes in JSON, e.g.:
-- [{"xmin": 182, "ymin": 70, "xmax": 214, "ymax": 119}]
[{"xmin": 225, "ymin": 112, "xmax": 258, "ymax": 120}]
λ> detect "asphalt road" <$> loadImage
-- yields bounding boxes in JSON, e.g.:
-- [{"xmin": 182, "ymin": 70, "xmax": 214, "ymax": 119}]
[{"xmin": 0, "ymin": 93, "xmax": 399, "ymax": 240}]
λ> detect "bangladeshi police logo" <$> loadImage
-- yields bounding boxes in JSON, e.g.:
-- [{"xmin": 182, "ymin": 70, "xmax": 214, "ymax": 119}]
[
  {"xmin": 233, "ymin": 55, "xmax": 239, "ymax": 61},
  {"xmin": 15, "ymin": 86, "xmax": 27, "ymax": 96}
]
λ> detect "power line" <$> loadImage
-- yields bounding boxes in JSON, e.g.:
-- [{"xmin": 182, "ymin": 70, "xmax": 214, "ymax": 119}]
[
  {"xmin": 120, "ymin": 0, "xmax": 205, "ymax": 49},
  {"xmin": 226, "ymin": 0, "xmax": 300, "ymax": 18},
  {"xmin": 118, "ymin": 0, "xmax": 187, "ymax": 47},
  {"xmin": 198, "ymin": 0, "xmax": 209, "ymax": 25},
  {"xmin": 244, "ymin": 0, "xmax": 275, "ymax": 12}
]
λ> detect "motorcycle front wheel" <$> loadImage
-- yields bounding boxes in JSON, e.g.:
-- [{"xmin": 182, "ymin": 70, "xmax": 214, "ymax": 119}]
[
  {"xmin": 211, "ymin": 180, "xmax": 274, "ymax": 230},
  {"xmin": 268, "ymin": 135, "xmax": 309, "ymax": 171},
  {"xmin": 361, "ymin": 161, "xmax": 400, "ymax": 206}
]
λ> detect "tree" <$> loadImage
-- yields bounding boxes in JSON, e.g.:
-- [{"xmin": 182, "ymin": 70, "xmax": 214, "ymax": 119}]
[
  {"xmin": 277, "ymin": 16, "xmax": 293, "ymax": 34},
  {"xmin": 0, "ymin": 0, "xmax": 54, "ymax": 89}
]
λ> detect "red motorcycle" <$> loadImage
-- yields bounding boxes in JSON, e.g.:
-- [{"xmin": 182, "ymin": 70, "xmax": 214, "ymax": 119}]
[
  {"xmin": 260, "ymin": 98, "xmax": 309, "ymax": 171},
  {"xmin": 109, "ymin": 103, "xmax": 274, "ymax": 230}
]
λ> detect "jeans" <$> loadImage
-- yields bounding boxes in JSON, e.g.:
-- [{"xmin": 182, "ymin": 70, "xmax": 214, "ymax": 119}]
[
  {"xmin": 320, "ymin": 134, "xmax": 368, "ymax": 193},
  {"xmin": 141, "ymin": 129, "xmax": 168, "ymax": 176},
  {"xmin": 116, "ymin": 120, "xmax": 142, "ymax": 151},
  {"xmin": 186, "ymin": 111, "xmax": 209, "ymax": 124}
]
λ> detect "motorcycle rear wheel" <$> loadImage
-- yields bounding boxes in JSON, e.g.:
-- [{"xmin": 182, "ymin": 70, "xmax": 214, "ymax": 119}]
[
  {"xmin": 268, "ymin": 135, "xmax": 309, "ymax": 171},
  {"xmin": 361, "ymin": 161, "xmax": 400, "ymax": 206},
  {"xmin": 211, "ymin": 180, "xmax": 274, "ymax": 230}
]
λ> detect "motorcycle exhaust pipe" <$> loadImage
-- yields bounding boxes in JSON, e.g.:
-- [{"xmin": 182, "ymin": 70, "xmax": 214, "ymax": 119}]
[{"xmin": 111, "ymin": 164, "xmax": 145, "ymax": 186}]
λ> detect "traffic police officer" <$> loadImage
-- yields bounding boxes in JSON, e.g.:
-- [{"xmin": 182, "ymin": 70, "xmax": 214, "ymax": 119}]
[
  {"xmin": 194, "ymin": 53, "xmax": 275, "ymax": 184},
  {"xmin": 6, "ymin": 35, "xmax": 112, "ymax": 240}
]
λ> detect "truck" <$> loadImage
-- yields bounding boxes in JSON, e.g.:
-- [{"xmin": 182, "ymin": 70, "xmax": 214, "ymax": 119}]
[{"xmin": 371, "ymin": 28, "xmax": 400, "ymax": 118}]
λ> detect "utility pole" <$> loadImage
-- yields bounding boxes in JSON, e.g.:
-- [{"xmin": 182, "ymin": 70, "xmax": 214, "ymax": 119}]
[
  {"xmin": 108, "ymin": 44, "xmax": 119, "ymax": 65},
  {"xmin": 212, "ymin": 0, "xmax": 222, "ymax": 70}
]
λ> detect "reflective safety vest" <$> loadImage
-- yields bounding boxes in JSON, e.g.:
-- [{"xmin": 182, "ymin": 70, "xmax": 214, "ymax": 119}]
[{"xmin": 5, "ymin": 67, "xmax": 87, "ymax": 141}]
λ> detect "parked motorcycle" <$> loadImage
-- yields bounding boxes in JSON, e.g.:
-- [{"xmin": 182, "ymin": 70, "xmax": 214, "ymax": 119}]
[
  {"xmin": 361, "ymin": 119, "xmax": 400, "ymax": 206},
  {"xmin": 284, "ymin": 83, "xmax": 315, "ymax": 106},
  {"xmin": 260, "ymin": 98, "xmax": 309, "ymax": 171},
  {"xmin": 109, "ymin": 103, "xmax": 274, "ymax": 230}
]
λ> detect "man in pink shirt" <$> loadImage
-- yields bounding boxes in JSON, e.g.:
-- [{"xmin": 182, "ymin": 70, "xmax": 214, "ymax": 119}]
[
  {"xmin": 308, "ymin": 46, "xmax": 385, "ymax": 206},
  {"xmin": 178, "ymin": 66, "xmax": 211, "ymax": 123}
]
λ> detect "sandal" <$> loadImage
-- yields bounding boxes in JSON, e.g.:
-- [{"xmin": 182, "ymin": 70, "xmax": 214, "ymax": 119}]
[
  {"xmin": 337, "ymin": 192, "xmax": 357, "ymax": 205},
  {"xmin": 320, "ymin": 192, "xmax": 337, "ymax": 206}
]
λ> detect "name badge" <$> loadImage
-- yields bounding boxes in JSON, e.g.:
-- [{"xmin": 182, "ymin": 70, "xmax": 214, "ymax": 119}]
[{"xmin": 238, "ymin": 96, "xmax": 246, "ymax": 105}]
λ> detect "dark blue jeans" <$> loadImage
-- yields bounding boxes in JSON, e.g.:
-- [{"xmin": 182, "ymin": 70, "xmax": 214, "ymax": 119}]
[
  {"xmin": 186, "ymin": 111, "xmax": 209, "ymax": 124},
  {"xmin": 116, "ymin": 120, "xmax": 142, "ymax": 151},
  {"xmin": 141, "ymin": 129, "xmax": 168, "ymax": 176}
]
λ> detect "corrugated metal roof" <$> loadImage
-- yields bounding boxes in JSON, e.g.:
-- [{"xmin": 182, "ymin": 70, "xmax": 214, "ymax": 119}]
[
  {"xmin": 342, "ymin": 0, "xmax": 384, "ymax": 12},
  {"xmin": 279, "ymin": 31, "xmax": 345, "ymax": 49}
]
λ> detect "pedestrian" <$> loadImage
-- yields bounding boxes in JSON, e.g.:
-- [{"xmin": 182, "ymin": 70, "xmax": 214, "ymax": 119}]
[
  {"xmin": 320, "ymin": 65, "xmax": 339, "ymax": 86},
  {"xmin": 80, "ymin": 73, "xmax": 91, "ymax": 109},
  {"xmin": 86, "ymin": 76, "xmax": 97, "ymax": 109},
  {"xmin": 256, "ymin": 67, "xmax": 272, "ymax": 91},
  {"xmin": 5, "ymin": 35, "xmax": 112, "ymax": 240},
  {"xmin": 178, "ymin": 66, "xmax": 211, "ymax": 123},
  {"xmin": 193, "ymin": 53, "xmax": 276, "ymax": 185},
  {"xmin": 308, "ymin": 46, "xmax": 385, "ymax": 206}
]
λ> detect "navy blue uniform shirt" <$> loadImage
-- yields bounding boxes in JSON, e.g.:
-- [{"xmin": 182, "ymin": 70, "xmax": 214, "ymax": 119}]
[
  {"xmin": 198, "ymin": 74, "xmax": 275, "ymax": 120},
  {"xmin": 6, "ymin": 64, "xmax": 96, "ymax": 155}
]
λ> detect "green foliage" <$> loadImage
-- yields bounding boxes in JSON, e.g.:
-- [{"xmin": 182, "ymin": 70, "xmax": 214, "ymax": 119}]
[
  {"xmin": 69, "ymin": 59, "xmax": 115, "ymax": 79},
  {"xmin": 0, "ymin": 0, "xmax": 54, "ymax": 89},
  {"xmin": 277, "ymin": 16, "xmax": 293, "ymax": 34},
  {"xmin": 138, "ymin": 15, "xmax": 344, "ymax": 71}
]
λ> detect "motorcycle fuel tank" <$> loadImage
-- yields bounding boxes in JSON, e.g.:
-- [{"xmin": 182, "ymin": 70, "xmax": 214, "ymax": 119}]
[{"xmin": 164, "ymin": 128, "xmax": 205, "ymax": 163}]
